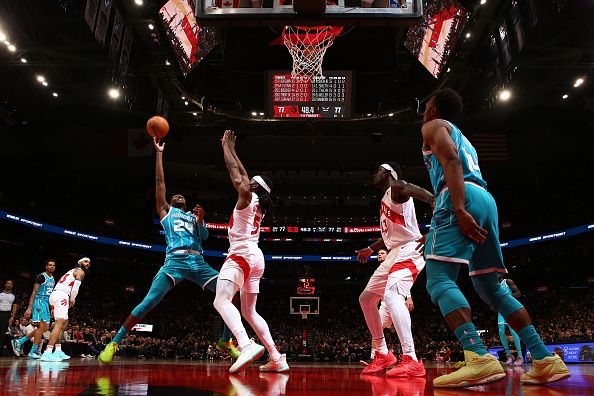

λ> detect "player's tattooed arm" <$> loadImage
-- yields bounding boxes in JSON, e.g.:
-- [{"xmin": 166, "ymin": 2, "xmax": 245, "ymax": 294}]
[
  {"xmin": 222, "ymin": 130, "xmax": 251, "ymax": 207},
  {"xmin": 390, "ymin": 179, "xmax": 435, "ymax": 205},
  {"xmin": 26, "ymin": 282, "xmax": 41, "ymax": 314},
  {"xmin": 506, "ymin": 279, "xmax": 522, "ymax": 298},
  {"xmin": 226, "ymin": 130, "xmax": 250, "ymax": 182},
  {"xmin": 422, "ymin": 120, "xmax": 487, "ymax": 244},
  {"xmin": 153, "ymin": 138, "xmax": 169, "ymax": 220}
]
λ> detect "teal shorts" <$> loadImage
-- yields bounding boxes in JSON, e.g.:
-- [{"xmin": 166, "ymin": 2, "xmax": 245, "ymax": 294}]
[
  {"xmin": 425, "ymin": 182, "xmax": 507, "ymax": 276},
  {"xmin": 32, "ymin": 299, "xmax": 51, "ymax": 323},
  {"xmin": 158, "ymin": 253, "xmax": 219, "ymax": 289}
]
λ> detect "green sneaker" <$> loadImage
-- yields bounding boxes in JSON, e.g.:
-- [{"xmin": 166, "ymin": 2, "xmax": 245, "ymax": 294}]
[
  {"xmin": 98, "ymin": 342, "xmax": 119, "ymax": 365},
  {"xmin": 216, "ymin": 339, "xmax": 240, "ymax": 359}
]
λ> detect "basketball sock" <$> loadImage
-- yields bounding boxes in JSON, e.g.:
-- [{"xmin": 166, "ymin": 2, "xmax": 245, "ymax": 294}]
[
  {"xmin": 375, "ymin": 338, "xmax": 389, "ymax": 355},
  {"xmin": 44, "ymin": 344, "xmax": 53, "ymax": 353},
  {"xmin": 213, "ymin": 280, "xmax": 251, "ymax": 349},
  {"xmin": 510, "ymin": 327, "xmax": 523, "ymax": 357},
  {"xmin": 454, "ymin": 323, "xmax": 488, "ymax": 356},
  {"xmin": 498, "ymin": 323, "xmax": 511, "ymax": 356},
  {"xmin": 240, "ymin": 292, "xmax": 282, "ymax": 361},
  {"xmin": 384, "ymin": 285, "xmax": 417, "ymax": 361},
  {"xmin": 17, "ymin": 335, "xmax": 28, "ymax": 344},
  {"xmin": 55, "ymin": 344, "xmax": 62, "ymax": 352},
  {"xmin": 518, "ymin": 325, "xmax": 550, "ymax": 360},
  {"xmin": 30, "ymin": 344, "xmax": 39, "ymax": 353},
  {"xmin": 359, "ymin": 291, "xmax": 384, "ymax": 341},
  {"xmin": 112, "ymin": 326, "xmax": 128, "ymax": 345}
]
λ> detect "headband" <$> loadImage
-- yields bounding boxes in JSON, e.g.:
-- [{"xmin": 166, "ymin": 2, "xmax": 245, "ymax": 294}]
[
  {"xmin": 380, "ymin": 164, "xmax": 399, "ymax": 180},
  {"xmin": 253, "ymin": 175, "xmax": 271, "ymax": 193},
  {"xmin": 78, "ymin": 257, "xmax": 91, "ymax": 264}
]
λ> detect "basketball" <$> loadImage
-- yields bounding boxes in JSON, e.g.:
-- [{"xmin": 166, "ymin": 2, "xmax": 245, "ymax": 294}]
[{"xmin": 146, "ymin": 116, "xmax": 169, "ymax": 138}]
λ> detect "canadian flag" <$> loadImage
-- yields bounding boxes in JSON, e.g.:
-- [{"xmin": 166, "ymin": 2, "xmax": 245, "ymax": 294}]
[
  {"xmin": 113, "ymin": 128, "xmax": 153, "ymax": 158},
  {"xmin": 216, "ymin": 0, "xmax": 240, "ymax": 7}
]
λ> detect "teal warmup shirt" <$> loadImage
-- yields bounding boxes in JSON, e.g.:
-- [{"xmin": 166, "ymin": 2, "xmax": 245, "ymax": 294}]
[
  {"xmin": 423, "ymin": 120, "xmax": 487, "ymax": 194},
  {"xmin": 160, "ymin": 206, "xmax": 208, "ymax": 254}
]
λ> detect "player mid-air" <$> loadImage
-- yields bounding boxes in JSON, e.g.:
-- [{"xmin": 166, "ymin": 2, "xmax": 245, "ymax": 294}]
[
  {"xmin": 420, "ymin": 88, "xmax": 569, "ymax": 387},
  {"xmin": 98, "ymin": 137, "xmax": 239, "ymax": 364},
  {"xmin": 12, "ymin": 259, "xmax": 56, "ymax": 359},
  {"xmin": 213, "ymin": 130, "xmax": 287, "ymax": 374},
  {"xmin": 357, "ymin": 163, "xmax": 434, "ymax": 376},
  {"xmin": 41, "ymin": 257, "xmax": 90, "ymax": 361}
]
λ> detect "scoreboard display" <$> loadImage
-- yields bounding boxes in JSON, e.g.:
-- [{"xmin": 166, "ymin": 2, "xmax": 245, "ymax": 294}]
[{"xmin": 267, "ymin": 71, "xmax": 352, "ymax": 119}]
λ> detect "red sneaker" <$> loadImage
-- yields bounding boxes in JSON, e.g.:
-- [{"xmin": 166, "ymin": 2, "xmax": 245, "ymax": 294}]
[
  {"xmin": 386, "ymin": 355, "xmax": 426, "ymax": 378},
  {"xmin": 362, "ymin": 351, "xmax": 397, "ymax": 374}
]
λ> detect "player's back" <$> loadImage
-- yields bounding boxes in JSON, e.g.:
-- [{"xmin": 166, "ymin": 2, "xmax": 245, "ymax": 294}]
[
  {"xmin": 161, "ymin": 206, "xmax": 201, "ymax": 254},
  {"xmin": 53, "ymin": 269, "xmax": 77, "ymax": 296},
  {"xmin": 380, "ymin": 189, "xmax": 422, "ymax": 249},
  {"xmin": 36, "ymin": 273, "xmax": 55, "ymax": 301},
  {"xmin": 423, "ymin": 120, "xmax": 487, "ymax": 195},
  {"xmin": 228, "ymin": 193, "xmax": 262, "ymax": 247}
]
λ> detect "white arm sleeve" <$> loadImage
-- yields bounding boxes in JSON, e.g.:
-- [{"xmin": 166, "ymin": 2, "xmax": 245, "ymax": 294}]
[{"xmin": 70, "ymin": 280, "xmax": 82, "ymax": 301}]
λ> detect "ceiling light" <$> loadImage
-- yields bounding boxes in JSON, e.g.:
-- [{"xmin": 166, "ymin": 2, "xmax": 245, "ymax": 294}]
[
  {"xmin": 134, "ymin": 0, "xmax": 143, "ymax": 5},
  {"xmin": 165, "ymin": 60, "xmax": 171, "ymax": 66},
  {"xmin": 8, "ymin": 44, "xmax": 16, "ymax": 52},
  {"xmin": 192, "ymin": 112, "xmax": 197, "ymax": 116},
  {"xmin": 36, "ymin": 75, "xmax": 45, "ymax": 82},
  {"xmin": 480, "ymin": 0, "xmax": 487, "ymax": 4},
  {"xmin": 41, "ymin": 81, "xmax": 48, "ymax": 87},
  {"xmin": 466, "ymin": 33, "xmax": 471, "ymax": 38},
  {"xmin": 499, "ymin": 89, "xmax": 511, "ymax": 101},
  {"xmin": 148, "ymin": 23, "xmax": 154, "ymax": 30},
  {"xmin": 0, "ymin": 32, "xmax": 6, "ymax": 41},
  {"xmin": 366, "ymin": 113, "xmax": 371, "ymax": 116},
  {"xmin": 388, "ymin": 113, "xmax": 394, "ymax": 117},
  {"xmin": 184, "ymin": 101, "xmax": 188, "ymax": 106},
  {"xmin": 108, "ymin": 88, "xmax": 120, "ymax": 99},
  {"xmin": 20, "ymin": 58, "xmax": 27, "ymax": 63},
  {"xmin": 259, "ymin": 112, "xmax": 264, "ymax": 116},
  {"xmin": 3, "ymin": 40, "xmax": 9, "ymax": 46},
  {"xmin": 562, "ymin": 94, "xmax": 568, "ymax": 99},
  {"xmin": 181, "ymin": 96, "xmax": 185, "ymax": 100},
  {"xmin": 573, "ymin": 78, "xmax": 584, "ymax": 87},
  {"xmin": 52, "ymin": 92, "xmax": 58, "ymax": 97},
  {"xmin": 251, "ymin": 112, "xmax": 257, "ymax": 116}
]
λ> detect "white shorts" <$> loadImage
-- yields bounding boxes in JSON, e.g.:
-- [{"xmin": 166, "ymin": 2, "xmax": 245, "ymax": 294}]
[
  {"xmin": 49, "ymin": 290, "xmax": 70, "ymax": 320},
  {"xmin": 364, "ymin": 240, "xmax": 425, "ymax": 297},
  {"xmin": 219, "ymin": 245, "xmax": 265, "ymax": 294}
]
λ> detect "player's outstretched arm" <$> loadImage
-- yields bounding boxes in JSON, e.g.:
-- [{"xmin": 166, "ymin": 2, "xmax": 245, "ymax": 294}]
[
  {"xmin": 153, "ymin": 138, "xmax": 169, "ymax": 220},
  {"xmin": 221, "ymin": 130, "xmax": 251, "ymax": 208},
  {"xmin": 422, "ymin": 120, "xmax": 487, "ymax": 244},
  {"xmin": 226, "ymin": 130, "xmax": 250, "ymax": 181},
  {"xmin": 390, "ymin": 179, "xmax": 435, "ymax": 205},
  {"xmin": 355, "ymin": 237, "xmax": 386, "ymax": 263}
]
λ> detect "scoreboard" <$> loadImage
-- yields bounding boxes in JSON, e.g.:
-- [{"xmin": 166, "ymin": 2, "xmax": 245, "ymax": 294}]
[{"xmin": 267, "ymin": 71, "xmax": 352, "ymax": 119}]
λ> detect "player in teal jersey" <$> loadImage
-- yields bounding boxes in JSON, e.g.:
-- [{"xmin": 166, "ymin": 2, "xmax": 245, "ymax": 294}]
[
  {"xmin": 497, "ymin": 275, "xmax": 524, "ymax": 366},
  {"xmin": 420, "ymin": 88, "xmax": 569, "ymax": 387},
  {"xmin": 12, "ymin": 259, "xmax": 56, "ymax": 359},
  {"xmin": 99, "ymin": 137, "xmax": 239, "ymax": 364}
]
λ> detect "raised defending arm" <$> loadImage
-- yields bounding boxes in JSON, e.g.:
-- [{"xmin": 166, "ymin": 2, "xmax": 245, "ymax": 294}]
[
  {"xmin": 154, "ymin": 138, "xmax": 169, "ymax": 220},
  {"xmin": 221, "ymin": 130, "xmax": 252, "ymax": 209}
]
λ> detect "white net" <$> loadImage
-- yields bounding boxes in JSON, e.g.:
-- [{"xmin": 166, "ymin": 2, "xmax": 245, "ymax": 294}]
[{"xmin": 282, "ymin": 26, "xmax": 341, "ymax": 78}]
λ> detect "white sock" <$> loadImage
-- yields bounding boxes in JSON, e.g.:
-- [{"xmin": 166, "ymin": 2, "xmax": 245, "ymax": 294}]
[
  {"xmin": 55, "ymin": 344, "xmax": 62, "ymax": 352},
  {"xmin": 374, "ymin": 338, "xmax": 389, "ymax": 355},
  {"xmin": 45, "ymin": 345, "xmax": 53, "ymax": 353},
  {"xmin": 241, "ymin": 292, "xmax": 282, "ymax": 362},
  {"xmin": 385, "ymin": 284, "xmax": 417, "ymax": 361},
  {"xmin": 213, "ymin": 280, "xmax": 251, "ymax": 349}
]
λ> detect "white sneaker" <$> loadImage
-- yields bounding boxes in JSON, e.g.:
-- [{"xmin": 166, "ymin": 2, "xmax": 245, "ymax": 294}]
[
  {"xmin": 259, "ymin": 354, "xmax": 289, "ymax": 372},
  {"xmin": 229, "ymin": 342, "xmax": 265, "ymax": 374}
]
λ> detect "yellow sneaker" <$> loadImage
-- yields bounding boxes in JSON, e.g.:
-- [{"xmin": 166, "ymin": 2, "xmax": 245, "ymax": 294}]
[
  {"xmin": 98, "ymin": 342, "xmax": 119, "ymax": 365},
  {"xmin": 433, "ymin": 351, "xmax": 505, "ymax": 388},
  {"xmin": 452, "ymin": 361, "xmax": 466, "ymax": 369},
  {"xmin": 521, "ymin": 355, "xmax": 570, "ymax": 385},
  {"xmin": 217, "ymin": 339, "xmax": 241, "ymax": 359}
]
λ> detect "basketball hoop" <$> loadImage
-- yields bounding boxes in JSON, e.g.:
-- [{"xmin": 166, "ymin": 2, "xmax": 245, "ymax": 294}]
[
  {"xmin": 300, "ymin": 307, "xmax": 310, "ymax": 320},
  {"xmin": 282, "ymin": 25, "xmax": 343, "ymax": 78}
]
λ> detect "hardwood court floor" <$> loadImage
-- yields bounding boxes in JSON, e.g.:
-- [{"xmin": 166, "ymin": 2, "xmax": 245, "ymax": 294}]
[{"xmin": 0, "ymin": 358, "xmax": 592, "ymax": 395}]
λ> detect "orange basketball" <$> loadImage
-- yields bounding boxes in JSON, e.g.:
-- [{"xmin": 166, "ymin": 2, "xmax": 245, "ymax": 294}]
[{"xmin": 146, "ymin": 116, "xmax": 169, "ymax": 138}]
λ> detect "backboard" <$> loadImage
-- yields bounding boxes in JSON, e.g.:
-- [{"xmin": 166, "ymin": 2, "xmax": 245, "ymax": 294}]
[
  {"xmin": 290, "ymin": 296, "xmax": 320, "ymax": 318},
  {"xmin": 195, "ymin": 0, "xmax": 423, "ymax": 26}
]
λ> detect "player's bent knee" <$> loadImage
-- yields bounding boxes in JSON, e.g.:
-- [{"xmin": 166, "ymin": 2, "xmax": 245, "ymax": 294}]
[{"xmin": 426, "ymin": 277, "xmax": 457, "ymax": 306}]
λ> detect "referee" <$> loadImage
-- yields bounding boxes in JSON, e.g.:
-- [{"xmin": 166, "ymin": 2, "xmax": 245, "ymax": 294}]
[{"xmin": 0, "ymin": 280, "xmax": 19, "ymax": 354}]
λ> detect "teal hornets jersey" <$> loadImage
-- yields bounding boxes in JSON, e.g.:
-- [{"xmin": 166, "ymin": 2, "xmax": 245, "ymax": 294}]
[
  {"xmin": 160, "ymin": 206, "xmax": 208, "ymax": 254},
  {"xmin": 423, "ymin": 121, "xmax": 487, "ymax": 194},
  {"xmin": 35, "ymin": 273, "xmax": 55, "ymax": 302}
]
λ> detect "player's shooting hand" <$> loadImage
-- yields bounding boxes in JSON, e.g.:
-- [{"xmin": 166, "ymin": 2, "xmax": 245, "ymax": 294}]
[
  {"xmin": 221, "ymin": 130, "xmax": 233, "ymax": 148},
  {"xmin": 455, "ymin": 209, "xmax": 487, "ymax": 244},
  {"xmin": 153, "ymin": 137, "xmax": 165, "ymax": 152},
  {"xmin": 405, "ymin": 298, "xmax": 414, "ymax": 312},
  {"xmin": 193, "ymin": 204, "xmax": 205, "ymax": 222},
  {"xmin": 355, "ymin": 247, "xmax": 373, "ymax": 263},
  {"xmin": 415, "ymin": 234, "xmax": 427, "ymax": 253}
]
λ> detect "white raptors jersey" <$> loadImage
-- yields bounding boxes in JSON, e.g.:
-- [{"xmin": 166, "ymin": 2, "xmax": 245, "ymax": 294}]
[
  {"xmin": 53, "ymin": 269, "xmax": 78, "ymax": 297},
  {"xmin": 228, "ymin": 193, "xmax": 263, "ymax": 246},
  {"xmin": 380, "ymin": 188, "xmax": 422, "ymax": 250}
]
